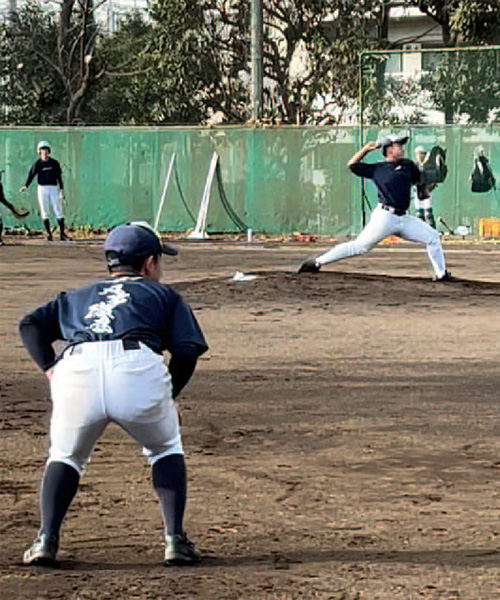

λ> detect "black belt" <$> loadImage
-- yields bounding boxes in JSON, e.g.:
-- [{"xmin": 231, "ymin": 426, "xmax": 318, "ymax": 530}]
[
  {"xmin": 122, "ymin": 339, "xmax": 141, "ymax": 350},
  {"xmin": 67, "ymin": 339, "xmax": 141, "ymax": 355},
  {"xmin": 380, "ymin": 204, "xmax": 406, "ymax": 216}
]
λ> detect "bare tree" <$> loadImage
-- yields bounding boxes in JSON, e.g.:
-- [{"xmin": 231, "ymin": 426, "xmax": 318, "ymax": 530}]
[{"xmin": 57, "ymin": 0, "xmax": 105, "ymax": 123}]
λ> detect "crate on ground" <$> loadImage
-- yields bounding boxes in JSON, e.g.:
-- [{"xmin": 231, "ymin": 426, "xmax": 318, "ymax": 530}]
[{"xmin": 479, "ymin": 218, "xmax": 500, "ymax": 238}]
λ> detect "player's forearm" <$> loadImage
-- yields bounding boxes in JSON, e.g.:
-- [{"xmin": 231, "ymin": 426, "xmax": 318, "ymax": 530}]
[
  {"xmin": 348, "ymin": 142, "xmax": 378, "ymax": 167},
  {"xmin": 24, "ymin": 171, "xmax": 35, "ymax": 188},
  {"xmin": 18, "ymin": 315, "xmax": 57, "ymax": 372},
  {"xmin": 168, "ymin": 346, "xmax": 199, "ymax": 399}
]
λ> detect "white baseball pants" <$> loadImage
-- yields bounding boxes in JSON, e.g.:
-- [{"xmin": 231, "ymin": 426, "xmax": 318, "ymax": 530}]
[
  {"xmin": 38, "ymin": 185, "xmax": 63, "ymax": 219},
  {"xmin": 414, "ymin": 193, "xmax": 433, "ymax": 210},
  {"xmin": 316, "ymin": 204, "xmax": 446, "ymax": 278},
  {"xmin": 48, "ymin": 340, "xmax": 182, "ymax": 475}
]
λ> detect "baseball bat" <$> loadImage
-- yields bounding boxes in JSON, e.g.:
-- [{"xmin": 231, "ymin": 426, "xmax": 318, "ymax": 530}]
[{"xmin": 438, "ymin": 216, "xmax": 454, "ymax": 235}]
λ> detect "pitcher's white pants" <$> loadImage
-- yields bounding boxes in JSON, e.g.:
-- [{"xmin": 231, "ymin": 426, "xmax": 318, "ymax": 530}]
[
  {"xmin": 38, "ymin": 185, "xmax": 63, "ymax": 219},
  {"xmin": 48, "ymin": 341, "xmax": 182, "ymax": 475},
  {"xmin": 316, "ymin": 204, "xmax": 446, "ymax": 278}
]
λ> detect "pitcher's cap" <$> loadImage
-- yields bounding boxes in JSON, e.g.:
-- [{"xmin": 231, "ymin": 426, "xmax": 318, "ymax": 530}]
[
  {"xmin": 378, "ymin": 135, "xmax": 409, "ymax": 155},
  {"xmin": 105, "ymin": 221, "xmax": 177, "ymax": 266}
]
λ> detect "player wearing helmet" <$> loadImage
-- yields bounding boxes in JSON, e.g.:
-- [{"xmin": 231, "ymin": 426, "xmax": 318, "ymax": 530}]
[{"xmin": 20, "ymin": 141, "xmax": 70, "ymax": 241}]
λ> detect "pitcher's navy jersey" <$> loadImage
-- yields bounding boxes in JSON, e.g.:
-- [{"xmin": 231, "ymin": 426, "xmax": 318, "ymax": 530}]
[
  {"xmin": 19, "ymin": 275, "xmax": 208, "ymax": 371},
  {"xmin": 349, "ymin": 159, "xmax": 421, "ymax": 212},
  {"xmin": 25, "ymin": 158, "xmax": 64, "ymax": 189}
]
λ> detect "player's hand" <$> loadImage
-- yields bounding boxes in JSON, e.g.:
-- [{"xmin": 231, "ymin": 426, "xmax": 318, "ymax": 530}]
[
  {"xmin": 60, "ymin": 190, "xmax": 65, "ymax": 201},
  {"xmin": 45, "ymin": 367, "xmax": 54, "ymax": 381},
  {"xmin": 19, "ymin": 186, "xmax": 27, "ymax": 194},
  {"xmin": 364, "ymin": 141, "xmax": 379, "ymax": 152}
]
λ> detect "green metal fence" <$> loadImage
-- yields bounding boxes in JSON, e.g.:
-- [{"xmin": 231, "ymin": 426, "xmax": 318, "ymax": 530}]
[{"xmin": 1, "ymin": 125, "xmax": 499, "ymax": 237}]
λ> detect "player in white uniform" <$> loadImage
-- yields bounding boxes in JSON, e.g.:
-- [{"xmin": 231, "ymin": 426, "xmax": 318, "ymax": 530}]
[
  {"xmin": 19, "ymin": 222, "xmax": 208, "ymax": 566},
  {"xmin": 298, "ymin": 135, "xmax": 451, "ymax": 281},
  {"xmin": 20, "ymin": 141, "xmax": 70, "ymax": 241}
]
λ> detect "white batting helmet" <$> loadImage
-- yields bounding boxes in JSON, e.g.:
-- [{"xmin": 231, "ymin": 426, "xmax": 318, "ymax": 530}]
[{"xmin": 37, "ymin": 141, "xmax": 51, "ymax": 153}]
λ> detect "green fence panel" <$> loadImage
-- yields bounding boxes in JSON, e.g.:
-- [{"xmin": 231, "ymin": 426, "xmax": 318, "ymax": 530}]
[
  {"xmin": 361, "ymin": 126, "xmax": 500, "ymax": 234},
  {"xmin": 0, "ymin": 125, "xmax": 499, "ymax": 237}
]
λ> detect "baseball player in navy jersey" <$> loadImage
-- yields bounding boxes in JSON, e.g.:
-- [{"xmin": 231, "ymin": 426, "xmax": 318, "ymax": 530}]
[
  {"xmin": 19, "ymin": 222, "xmax": 208, "ymax": 566},
  {"xmin": 299, "ymin": 135, "xmax": 451, "ymax": 281},
  {"xmin": 20, "ymin": 141, "xmax": 70, "ymax": 241}
]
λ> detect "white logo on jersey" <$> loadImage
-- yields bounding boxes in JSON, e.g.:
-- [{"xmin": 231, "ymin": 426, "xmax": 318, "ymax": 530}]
[{"xmin": 85, "ymin": 284, "xmax": 131, "ymax": 334}]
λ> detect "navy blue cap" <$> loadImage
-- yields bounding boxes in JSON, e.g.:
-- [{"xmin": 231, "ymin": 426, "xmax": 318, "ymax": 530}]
[{"xmin": 105, "ymin": 222, "xmax": 177, "ymax": 267}]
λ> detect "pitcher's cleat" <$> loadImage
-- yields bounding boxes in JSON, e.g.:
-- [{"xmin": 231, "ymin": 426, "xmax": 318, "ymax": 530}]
[
  {"xmin": 434, "ymin": 270, "xmax": 453, "ymax": 282},
  {"xmin": 164, "ymin": 533, "xmax": 201, "ymax": 566},
  {"xmin": 23, "ymin": 534, "xmax": 58, "ymax": 566},
  {"xmin": 298, "ymin": 258, "xmax": 321, "ymax": 274}
]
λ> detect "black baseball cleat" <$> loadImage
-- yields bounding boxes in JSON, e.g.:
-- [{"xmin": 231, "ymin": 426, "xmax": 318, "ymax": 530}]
[
  {"xmin": 23, "ymin": 534, "xmax": 58, "ymax": 566},
  {"xmin": 433, "ymin": 270, "xmax": 453, "ymax": 282},
  {"xmin": 164, "ymin": 533, "xmax": 201, "ymax": 566},
  {"xmin": 298, "ymin": 258, "xmax": 321, "ymax": 274},
  {"xmin": 46, "ymin": 232, "xmax": 53, "ymax": 242}
]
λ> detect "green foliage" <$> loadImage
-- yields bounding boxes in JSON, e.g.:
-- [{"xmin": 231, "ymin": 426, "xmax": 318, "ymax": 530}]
[
  {"xmin": 409, "ymin": 0, "xmax": 500, "ymax": 45},
  {"xmin": 2, "ymin": 0, "xmax": 499, "ymax": 126},
  {"xmin": 0, "ymin": 4, "xmax": 64, "ymax": 123},
  {"xmin": 0, "ymin": 0, "xmax": 104, "ymax": 124},
  {"xmin": 200, "ymin": 0, "xmax": 384, "ymax": 124},
  {"xmin": 89, "ymin": 1, "xmax": 247, "ymax": 124},
  {"xmin": 450, "ymin": 1, "xmax": 500, "ymax": 44},
  {"xmin": 422, "ymin": 49, "xmax": 500, "ymax": 124}
]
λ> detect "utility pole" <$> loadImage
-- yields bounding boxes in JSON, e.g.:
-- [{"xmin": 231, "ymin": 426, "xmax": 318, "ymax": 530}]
[
  {"xmin": 8, "ymin": 0, "xmax": 17, "ymax": 21},
  {"xmin": 251, "ymin": 0, "xmax": 263, "ymax": 122}
]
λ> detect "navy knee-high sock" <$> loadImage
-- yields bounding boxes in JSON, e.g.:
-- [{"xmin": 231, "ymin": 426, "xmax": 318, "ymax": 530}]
[
  {"xmin": 152, "ymin": 454, "xmax": 186, "ymax": 536},
  {"xmin": 40, "ymin": 461, "xmax": 80, "ymax": 540}
]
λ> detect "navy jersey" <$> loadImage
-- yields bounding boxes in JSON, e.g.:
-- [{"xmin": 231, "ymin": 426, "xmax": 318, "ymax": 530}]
[
  {"xmin": 19, "ymin": 275, "xmax": 208, "ymax": 371},
  {"xmin": 415, "ymin": 166, "xmax": 437, "ymax": 200},
  {"xmin": 349, "ymin": 159, "xmax": 421, "ymax": 212},
  {"xmin": 25, "ymin": 158, "xmax": 64, "ymax": 189}
]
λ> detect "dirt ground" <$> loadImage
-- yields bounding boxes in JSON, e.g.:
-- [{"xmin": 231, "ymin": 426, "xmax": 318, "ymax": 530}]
[{"xmin": 4, "ymin": 236, "xmax": 500, "ymax": 599}]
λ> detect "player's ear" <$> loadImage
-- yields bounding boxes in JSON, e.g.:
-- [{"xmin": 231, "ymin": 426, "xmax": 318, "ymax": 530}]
[
  {"xmin": 141, "ymin": 255, "xmax": 161, "ymax": 279},
  {"xmin": 141, "ymin": 255, "xmax": 154, "ymax": 275}
]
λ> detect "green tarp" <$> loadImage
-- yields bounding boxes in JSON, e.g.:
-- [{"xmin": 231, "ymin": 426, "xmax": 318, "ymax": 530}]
[{"xmin": 1, "ymin": 126, "xmax": 499, "ymax": 236}]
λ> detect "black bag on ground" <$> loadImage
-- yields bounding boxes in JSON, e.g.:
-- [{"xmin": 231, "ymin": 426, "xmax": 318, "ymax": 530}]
[
  {"xmin": 471, "ymin": 155, "xmax": 496, "ymax": 193},
  {"xmin": 423, "ymin": 145, "xmax": 448, "ymax": 185}
]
